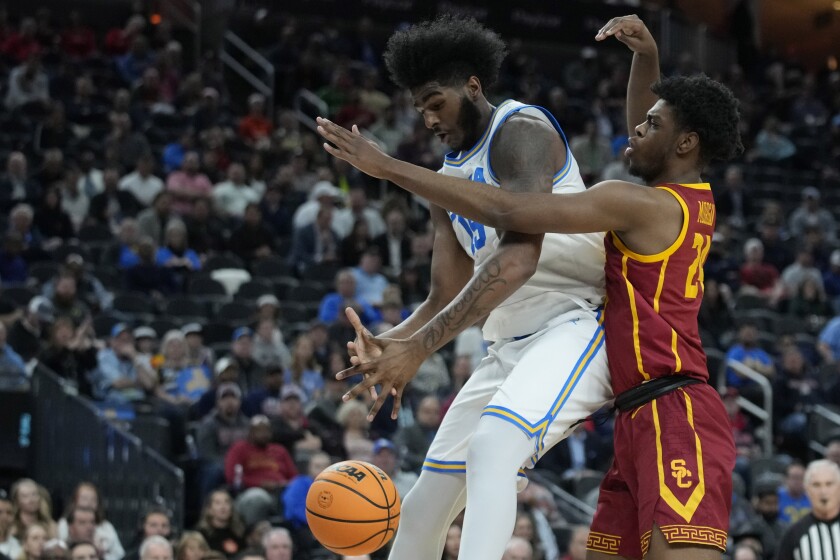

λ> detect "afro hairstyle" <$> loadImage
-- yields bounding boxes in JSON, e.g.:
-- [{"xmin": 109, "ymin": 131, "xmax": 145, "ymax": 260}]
[
  {"xmin": 651, "ymin": 75, "xmax": 744, "ymax": 165},
  {"xmin": 383, "ymin": 14, "xmax": 507, "ymax": 92}
]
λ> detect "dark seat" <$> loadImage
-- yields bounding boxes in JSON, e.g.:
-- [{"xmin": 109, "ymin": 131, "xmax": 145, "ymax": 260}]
[
  {"xmin": 204, "ymin": 254, "xmax": 246, "ymax": 273},
  {"xmin": 235, "ymin": 279, "xmax": 276, "ymax": 302},
  {"xmin": 217, "ymin": 301, "xmax": 255, "ymax": 326}
]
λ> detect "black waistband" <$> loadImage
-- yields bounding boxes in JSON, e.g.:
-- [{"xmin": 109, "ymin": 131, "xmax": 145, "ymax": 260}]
[{"xmin": 614, "ymin": 376, "xmax": 703, "ymax": 413}]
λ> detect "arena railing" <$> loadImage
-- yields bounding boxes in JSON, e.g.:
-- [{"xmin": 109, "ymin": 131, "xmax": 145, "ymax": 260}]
[
  {"xmin": 162, "ymin": 0, "xmax": 202, "ymax": 66},
  {"xmin": 222, "ymin": 30, "xmax": 275, "ymax": 119},
  {"xmin": 808, "ymin": 404, "xmax": 840, "ymax": 456},
  {"xmin": 724, "ymin": 359, "xmax": 774, "ymax": 456},
  {"xmin": 528, "ymin": 469, "xmax": 596, "ymax": 525},
  {"xmin": 31, "ymin": 366, "xmax": 184, "ymax": 544},
  {"xmin": 658, "ymin": 9, "xmax": 737, "ymax": 75}
]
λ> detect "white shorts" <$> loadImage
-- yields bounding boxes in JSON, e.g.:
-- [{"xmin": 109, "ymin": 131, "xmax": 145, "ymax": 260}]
[{"xmin": 422, "ymin": 307, "xmax": 612, "ymax": 475}]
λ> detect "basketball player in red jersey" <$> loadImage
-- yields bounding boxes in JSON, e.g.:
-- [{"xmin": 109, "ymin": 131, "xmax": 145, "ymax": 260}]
[{"xmin": 316, "ymin": 14, "xmax": 742, "ymax": 560}]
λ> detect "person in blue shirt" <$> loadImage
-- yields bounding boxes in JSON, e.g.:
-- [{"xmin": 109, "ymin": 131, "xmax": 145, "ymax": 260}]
[
  {"xmin": 818, "ymin": 315, "xmax": 840, "ymax": 364},
  {"xmin": 92, "ymin": 323, "xmax": 156, "ymax": 403},
  {"xmin": 282, "ymin": 451, "xmax": 331, "ymax": 529},
  {"xmin": 725, "ymin": 322, "xmax": 776, "ymax": 391},
  {"xmin": 317, "ymin": 268, "xmax": 379, "ymax": 326},
  {"xmin": 242, "ymin": 365, "xmax": 284, "ymax": 417},
  {"xmin": 777, "ymin": 462, "xmax": 811, "ymax": 525},
  {"xmin": 0, "ymin": 321, "xmax": 26, "ymax": 387},
  {"xmin": 351, "ymin": 246, "xmax": 389, "ymax": 306}
]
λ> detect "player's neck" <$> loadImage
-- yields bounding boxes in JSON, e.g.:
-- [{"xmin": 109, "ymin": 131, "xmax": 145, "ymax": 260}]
[{"xmin": 649, "ymin": 166, "xmax": 702, "ymax": 187}]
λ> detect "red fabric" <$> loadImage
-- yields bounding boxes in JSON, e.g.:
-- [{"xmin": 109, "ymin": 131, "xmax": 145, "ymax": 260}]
[
  {"xmin": 589, "ymin": 383, "xmax": 735, "ymax": 558},
  {"xmin": 104, "ymin": 28, "xmax": 133, "ymax": 55},
  {"xmin": 603, "ymin": 183, "xmax": 716, "ymax": 395},
  {"xmin": 2, "ymin": 33, "xmax": 39, "ymax": 63},
  {"xmin": 738, "ymin": 263, "xmax": 779, "ymax": 292},
  {"xmin": 238, "ymin": 116, "xmax": 272, "ymax": 141},
  {"xmin": 224, "ymin": 440, "xmax": 298, "ymax": 489},
  {"xmin": 61, "ymin": 28, "xmax": 96, "ymax": 58}
]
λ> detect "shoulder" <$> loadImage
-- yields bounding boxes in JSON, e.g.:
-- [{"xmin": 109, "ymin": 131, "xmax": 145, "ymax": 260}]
[{"xmin": 495, "ymin": 113, "xmax": 557, "ymax": 145}]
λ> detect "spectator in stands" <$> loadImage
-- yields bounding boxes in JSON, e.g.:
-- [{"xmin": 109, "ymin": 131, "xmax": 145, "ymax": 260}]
[
  {"xmin": 789, "ymin": 186, "xmax": 837, "ymax": 243},
  {"xmin": 374, "ymin": 206, "xmax": 412, "ymax": 278},
  {"xmin": 788, "ymin": 277, "xmax": 831, "ymax": 330},
  {"xmin": 8, "ymin": 297, "xmax": 52, "ymax": 364},
  {"xmin": 163, "ymin": 130, "xmax": 195, "ymax": 175},
  {"xmin": 75, "ymin": 152, "xmax": 103, "ymax": 200},
  {"xmin": 818, "ymin": 315, "xmax": 840, "ymax": 364},
  {"xmin": 124, "ymin": 506, "xmax": 171, "ymax": 560},
  {"xmin": 60, "ymin": 11, "xmax": 95, "ymax": 59},
  {"xmin": 2, "ymin": 18, "xmax": 38, "ymax": 63},
  {"xmin": 182, "ymin": 324, "xmax": 214, "ymax": 371},
  {"xmin": 138, "ymin": 536, "xmax": 172, "ymax": 560},
  {"xmin": 124, "ymin": 237, "xmax": 177, "ymax": 297},
  {"xmin": 513, "ymin": 508, "xmax": 558, "ymax": 560},
  {"xmin": 739, "ymin": 238, "xmax": 781, "ymax": 302},
  {"xmin": 334, "ymin": 89, "xmax": 377, "ymax": 132},
  {"xmin": 167, "ymin": 152, "xmax": 212, "ymax": 218},
  {"xmin": 292, "ymin": 181, "xmax": 347, "ymax": 233},
  {"xmin": 48, "ymin": 273, "xmax": 89, "ymax": 327},
  {"xmin": 352, "ymin": 247, "xmax": 388, "ymax": 306},
  {"xmin": 116, "ymin": 35, "xmax": 154, "ymax": 86},
  {"xmin": 156, "ymin": 221, "xmax": 201, "ymax": 289},
  {"xmin": 261, "ymin": 529, "xmax": 292, "ymax": 560},
  {"xmin": 157, "ymin": 329, "xmax": 211, "ymax": 406},
  {"xmin": 501, "ymin": 536, "xmax": 533, "ymax": 560},
  {"xmin": 823, "ymin": 250, "xmax": 840, "ymax": 313},
  {"xmin": 196, "ymin": 490, "xmax": 245, "ymax": 559},
  {"xmin": 779, "ymin": 462, "xmax": 812, "ymax": 525},
  {"xmin": 242, "ymin": 365, "xmax": 283, "ymax": 417},
  {"xmin": 228, "ymin": 204, "xmax": 274, "ymax": 266},
  {"xmin": 174, "ymin": 533, "xmax": 208, "ymax": 560},
  {"xmin": 69, "ymin": 542, "xmax": 98, "ymax": 560},
  {"xmin": 137, "ymin": 192, "xmax": 177, "ymax": 247},
  {"xmin": 0, "ymin": 153, "xmax": 39, "ymax": 212},
  {"xmin": 317, "ymin": 269, "xmax": 378, "ymax": 326},
  {"xmin": 776, "ymin": 460, "xmax": 840, "ymax": 560},
  {"xmin": 196, "ymin": 382, "xmax": 249, "ymax": 497},
  {"xmin": 103, "ymin": 218, "xmax": 139, "ymax": 269},
  {"xmin": 370, "ymin": 438, "xmax": 418, "ymax": 498},
  {"xmin": 121, "ymin": 154, "xmax": 164, "ymax": 208},
  {"xmin": 252, "ymin": 316, "xmax": 291, "ymax": 370},
  {"xmin": 0, "ymin": 492, "xmax": 20, "ymax": 560},
  {"xmin": 258, "ymin": 179, "xmax": 296, "ymax": 240},
  {"xmin": 45, "ymin": 254, "xmax": 112, "ymax": 313},
  {"xmin": 697, "ymin": 278, "xmax": 735, "ymax": 348},
  {"xmin": 212, "ymin": 164, "xmax": 260, "ymax": 220},
  {"xmin": 37, "ymin": 317, "xmax": 96, "ymax": 396},
  {"xmin": 274, "ymin": 384, "xmax": 322, "ymax": 456},
  {"xmin": 569, "ymin": 120, "xmax": 611, "ymax": 183},
  {"xmin": 288, "ymin": 204, "xmax": 341, "ymax": 276},
  {"xmin": 394, "ymin": 395, "xmax": 441, "ymax": 472},
  {"xmin": 750, "ymin": 116, "xmax": 796, "ymax": 163},
  {"xmin": 0, "ymin": 322, "xmax": 27, "ymax": 384},
  {"xmin": 345, "ymin": 188, "xmax": 384, "ymax": 238},
  {"xmin": 88, "ymin": 168, "xmax": 142, "ymax": 231},
  {"xmin": 715, "ymin": 165, "xmax": 753, "ymax": 230},
  {"xmin": 57, "ymin": 483, "xmax": 122, "ymax": 560},
  {"xmin": 132, "ymin": 68, "xmax": 168, "ymax": 114},
  {"xmin": 185, "ymin": 197, "xmax": 227, "ymax": 256},
  {"xmin": 33, "ymin": 187, "xmax": 74, "ymax": 244},
  {"xmin": 0, "ymin": 234, "xmax": 28, "ymax": 286},
  {"xmin": 34, "ymin": 102, "xmax": 73, "ymax": 155},
  {"xmin": 62, "ymin": 507, "xmax": 95, "ymax": 547},
  {"xmin": 336, "ymin": 399, "xmax": 372, "ymax": 461},
  {"xmin": 16, "ymin": 523, "xmax": 47, "ymax": 560},
  {"xmin": 281, "ymin": 451, "xmax": 331, "ymax": 530},
  {"xmin": 60, "ymin": 176, "xmax": 89, "ymax": 233},
  {"xmin": 11, "ymin": 479, "xmax": 56, "ymax": 539},
  {"xmin": 225, "ymin": 415, "xmax": 298, "ymax": 525},
  {"xmin": 560, "ymin": 526, "xmax": 587, "ymax": 560},
  {"xmin": 744, "ymin": 476, "xmax": 785, "ymax": 560},
  {"xmin": 282, "ymin": 334, "xmax": 322, "ymax": 403},
  {"xmin": 227, "ymin": 328, "xmax": 262, "ymax": 393},
  {"xmin": 725, "ymin": 322, "xmax": 776, "ymax": 393},
  {"xmin": 340, "ymin": 220, "xmax": 371, "ymax": 268},
  {"xmin": 66, "ymin": 77, "xmax": 107, "ymax": 132},
  {"xmin": 107, "ymin": 113, "xmax": 151, "ymax": 171},
  {"xmin": 91, "ymin": 323, "xmax": 156, "ymax": 403},
  {"xmin": 238, "ymin": 94, "xmax": 272, "ymax": 148},
  {"xmin": 752, "ymin": 217, "xmax": 791, "ymax": 277},
  {"xmin": 5, "ymin": 52, "xmax": 49, "ymax": 113}
]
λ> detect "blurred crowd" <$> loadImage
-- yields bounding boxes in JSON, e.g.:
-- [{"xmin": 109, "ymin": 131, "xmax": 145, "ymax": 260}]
[{"xmin": 0, "ymin": 3, "xmax": 838, "ymax": 560}]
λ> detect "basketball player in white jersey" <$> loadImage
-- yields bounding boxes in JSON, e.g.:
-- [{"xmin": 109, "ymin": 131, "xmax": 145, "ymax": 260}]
[{"xmin": 320, "ymin": 15, "xmax": 612, "ymax": 560}]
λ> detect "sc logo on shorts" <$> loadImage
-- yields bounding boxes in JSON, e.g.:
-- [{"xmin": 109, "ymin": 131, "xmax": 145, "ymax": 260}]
[{"xmin": 670, "ymin": 459, "xmax": 692, "ymax": 488}]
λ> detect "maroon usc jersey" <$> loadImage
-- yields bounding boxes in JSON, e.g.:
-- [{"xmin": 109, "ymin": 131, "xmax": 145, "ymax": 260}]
[{"xmin": 604, "ymin": 183, "xmax": 716, "ymax": 395}]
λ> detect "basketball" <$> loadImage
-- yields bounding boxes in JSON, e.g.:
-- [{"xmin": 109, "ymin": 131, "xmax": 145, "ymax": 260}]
[{"xmin": 305, "ymin": 460, "xmax": 401, "ymax": 555}]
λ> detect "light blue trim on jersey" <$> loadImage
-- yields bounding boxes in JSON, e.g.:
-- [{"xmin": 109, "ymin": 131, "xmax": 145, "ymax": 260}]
[
  {"xmin": 485, "ymin": 104, "xmax": 573, "ymax": 185},
  {"xmin": 443, "ymin": 100, "xmax": 516, "ymax": 167},
  {"xmin": 480, "ymin": 308, "xmax": 604, "ymax": 466}
]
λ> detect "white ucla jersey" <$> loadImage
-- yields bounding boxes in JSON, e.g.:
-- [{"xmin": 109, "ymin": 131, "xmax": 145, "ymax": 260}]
[{"xmin": 440, "ymin": 99, "xmax": 606, "ymax": 341}]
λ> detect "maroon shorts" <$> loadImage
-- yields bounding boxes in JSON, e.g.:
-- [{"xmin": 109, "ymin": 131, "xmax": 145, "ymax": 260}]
[{"xmin": 588, "ymin": 382, "xmax": 735, "ymax": 558}]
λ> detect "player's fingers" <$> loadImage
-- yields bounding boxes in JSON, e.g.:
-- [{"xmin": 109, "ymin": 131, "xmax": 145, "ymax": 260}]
[
  {"xmin": 344, "ymin": 375, "xmax": 377, "ymax": 402},
  {"xmin": 350, "ymin": 355, "xmax": 361, "ymax": 365},
  {"xmin": 352, "ymin": 124, "xmax": 361, "ymax": 135},
  {"xmin": 336, "ymin": 362, "xmax": 370, "ymax": 381},
  {"xmin": 345, "ymin": 307, "xmax": 367, "ymax": 335},
  {"xmin": 366, "ymin": 384, "xmax": 391, "ymax": 421},
  {"xmin": 596, "ymin": 17, "xmax": 620, "ymax": 37},
  {"xmin": 390, "ymin": 387, "xmax": 404, "ymax": 420},
  {"xmin": 322, "ymin": 142, "xmax": 348, "ymax": 160},
  {"xmin": 368, "ymin": 384, "xmax": 378, "ymax": 401}
]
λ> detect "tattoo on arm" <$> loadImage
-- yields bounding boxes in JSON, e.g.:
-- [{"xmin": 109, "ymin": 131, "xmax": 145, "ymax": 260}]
[{"xmin": 419, "ymin": 257, "xmax": 507, "ymax": 352}]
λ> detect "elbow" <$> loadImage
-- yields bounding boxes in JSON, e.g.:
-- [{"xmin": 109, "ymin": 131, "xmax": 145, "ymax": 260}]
[{"xmin": 502, "ymin": 244, "xmax": 541, "ymax": 284}]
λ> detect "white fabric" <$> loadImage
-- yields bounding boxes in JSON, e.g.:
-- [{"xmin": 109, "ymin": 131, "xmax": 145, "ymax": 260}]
[
  {"xmin": 439, "ymin": 99, "xmax": 605, "ymax": 341},
  {"xmin": 119, "ymin": 172, "xmax": 164, "ymax": 206},
  {"xmin": 57, "ymin": 519, "xmax": 124, "ymax": 560}
]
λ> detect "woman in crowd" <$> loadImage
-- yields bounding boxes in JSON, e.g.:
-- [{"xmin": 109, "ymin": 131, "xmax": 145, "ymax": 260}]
[
  {"xmin": 174, "ymin": 531, "xmax": 210, "ymax": 560},
  {"xmin": 195, "ymin": 490, "xmax": 245, "ymax": 559},
  {"xmin": 283, "ymin": 334, "xmax": 323, "ymax": 402},
  {"xmin": 157, "ymin": 329, "xmax": 211, "ymax": 406},
  {"xmin": 0, "ymin": 493, "xmax": 21, "ymax": 560},
  {"xmin": 11, "ymin": 480, "xmax": 56, "ymax": 539},
  {"xmin": 57, "ymin": 482, "xmax": 124, "ymax": 560},
  {"xmin": 15, "ymin": 523, "xmax": 46, "ymax": 560}
]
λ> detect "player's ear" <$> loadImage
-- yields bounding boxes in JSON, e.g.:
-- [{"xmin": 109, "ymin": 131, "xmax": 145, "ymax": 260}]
[
  {"xmin": 676, "ymin": 131, "xmax": 700, "ymax": 157},
  {"xmin": 465, "ymin": 76, "xmax": 482, "ymax": 100}
]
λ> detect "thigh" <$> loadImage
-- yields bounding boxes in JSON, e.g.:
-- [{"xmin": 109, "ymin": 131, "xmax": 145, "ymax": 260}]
[
  {"xmin": 423, "ymin": 347, "xmax": 507, "ymax": 473},
  {"xmin": 631, "ymin": 384, "xmax": 735, "ymax": 556},
  {"xmin": 485, "ymin": 310, "xmax": 613, "ymax": 466}
]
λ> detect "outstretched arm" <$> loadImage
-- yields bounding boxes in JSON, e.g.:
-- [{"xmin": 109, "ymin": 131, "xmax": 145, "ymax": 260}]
[{"xmin": 596, "ymin": 15, "xmax": 660, "ymax": 135}]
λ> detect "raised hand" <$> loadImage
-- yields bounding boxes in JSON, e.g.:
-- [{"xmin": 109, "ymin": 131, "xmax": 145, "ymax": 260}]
[
  {"xmin": 595, "ymin": 14, "xmax": 656, "ymax": 56},
  {"xmin": 316, "ymin": 118, "xmax": 392, "ymax": 179},
  {"xmin": 336, "ymin": 336, "xmax": 427, "ymax": 421},
  {"xmin": 345, "ymin": 306, "xmax": 382, "ymax": 365}
]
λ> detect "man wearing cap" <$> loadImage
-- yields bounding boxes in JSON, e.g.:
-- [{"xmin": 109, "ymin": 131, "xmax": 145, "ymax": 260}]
[
  {"xmin": 39, "ymin": 255, "xmax": 113, "ymax": 313},
  {"xmin": 790, "ymin": 186, "xmax": 837, "ymax": 243},
  {"xmin": 195, "ymin": 357, "xmax": 242, "ymax": 419},
  {"xmin": 8, "ymin": 296, "xmax": 54, "ymax": 363},
  {"xmin": 370, "ymin": 438, "xmax": 418, "ymax": 498},
  {"xmin": 228, "ymin": 327, "xmax": 263, "ymax": 393},
  {"xmin": 196, "ymin": 381, "xmax": 249, "ymax": 499},
  {"xmin": 91, "ymin": 323, "xmax": 156, "ymax": 403},
  {"xmin": 182, "ymin": 323, "xmax": 214, "ymax": 370},
  {"xmin": 225, "ymin": 416, "xmax": 298, "ymax": 526},
  {"xmin": 291, "ymin": 180, "xmax": 350, "ymax": 233}
]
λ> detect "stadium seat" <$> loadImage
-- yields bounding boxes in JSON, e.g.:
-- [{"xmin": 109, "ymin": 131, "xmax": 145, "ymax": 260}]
[
  {"xmin": 3, "ymin": 286, "xmax": 36, "ymax": 308},
  {"xmin": 92, "ymin": 314, "xmax": 122, "ymax": 339},
  {"xmin": 204, "ymin": 254, "xmax": 246, "ymax": 273},
  {"xmin": 734, "ymin": 293, "xmax": 769, "ymax": 311},
  {"xmin": 287, "ymin": 284, "xmax": 329, "ymax": 305},
  {"xmin": 217, "ymin": 301, "xmax": 256, "ymax": 326},
  {"xmin": 301, "ymin": 262, "xmax": 341, "ymax": 283},
  {"xmin": 251, "ymin": 256, "xmax": 290, "ymax": 280},
  {"xmin": 235, "ymin": 279, "xmax": 276, "ymax": 302},
  {"xmin": 165, "ymin": 298, "xmax": 209, "ymax": 322},
  {"xmin": 112, "ymin": 292, "xmax": 158, "ymax": 323},
  {"xmin": 29, "ymin": 262, "xmax": 61, "ymax": 286},
  {"xmin": 201, "ymin": 323, "xmax": 235, "ymax": 346}
]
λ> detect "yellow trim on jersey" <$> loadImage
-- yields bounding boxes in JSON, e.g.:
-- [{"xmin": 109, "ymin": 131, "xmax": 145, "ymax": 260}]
[
  {"xmin": 652, "ymin": 392, "xmax": 706, "ymax": 524},
  {"xmin": 671, "ymin": 329, "xmax": 683, "ymax": 372},
  {"xmin": 443, "ymin": 100, "xmax": 515, "ymax": 165},
  {"xmin": 609, "ymin": 186, "xmax": 690, "ymax": 263},
  {"xmin": 676, "ymin": 183, "xmax": 712, "ymax": 190},
  {"xmin": 622, "ymin": 255, "xmax": 650, "ymax": 381},
  {"xmin": 653, "ymin": 258, "xmax": 668, "ymax": 314}
]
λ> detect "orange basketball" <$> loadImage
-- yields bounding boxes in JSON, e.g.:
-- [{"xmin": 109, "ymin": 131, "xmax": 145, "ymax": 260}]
[{"xmin": 305, "ymin": 460, "xmax": 401, "ymax": 555}]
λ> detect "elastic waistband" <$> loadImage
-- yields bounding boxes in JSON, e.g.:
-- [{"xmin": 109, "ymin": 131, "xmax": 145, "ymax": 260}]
[{"xmin": 614, "ymin": 376, "xmax": 703, "ymax": 413}]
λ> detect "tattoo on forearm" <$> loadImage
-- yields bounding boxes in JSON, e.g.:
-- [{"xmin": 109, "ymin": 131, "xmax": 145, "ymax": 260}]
[{"xmin": 421, "ymin": 258, "xmax": 507, "ymax": 351}]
